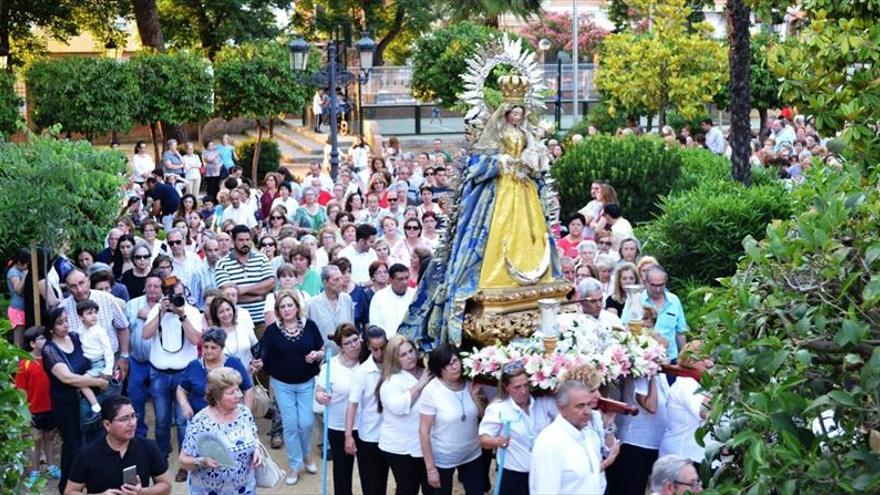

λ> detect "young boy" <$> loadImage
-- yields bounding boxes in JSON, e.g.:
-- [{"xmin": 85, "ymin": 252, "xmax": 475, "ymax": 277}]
[
  {"xmin": 76, "ymin": 300, "xmax": 115, "ymax": 418},
  {"xmin": 14, "ymin": 326, "xmax": 60, "ymax": 484}
]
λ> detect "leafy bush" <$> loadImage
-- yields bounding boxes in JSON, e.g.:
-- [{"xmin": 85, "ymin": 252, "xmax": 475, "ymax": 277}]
[
  {"xmin": 674, "ymin": 147, "xmax": 732, "ymax": 191},
  {"xmin": 0, "ymin": 318, "xmax": 32, "ymax": 492},
  {"xmin": 701, "ymin": 165, "xmax": 880, "ymax": 493},
  {"xmin": 236, "ymin": 139, "xmax": 281, "ymax": 180},
  {"xmin": 637, "ymin": 178, "xmax": 793, "ymax": 289},
  {"xmin": 552, "ymin": 135, "xmax": 682, "ymax": 222},
  {"xmin": 26, "ymin": 57, "xmax": 139, "ymax": 140},
  {"xmin": 0, "ymin": 133, "xmax": 127, "ymax": 262},
  {"xmin": 0, "ymin": 72, "xmax": 22, "ymax": 138},
  {"xmin": 130, "ymin": 51, "xmax": 213, "ymax": 133}
]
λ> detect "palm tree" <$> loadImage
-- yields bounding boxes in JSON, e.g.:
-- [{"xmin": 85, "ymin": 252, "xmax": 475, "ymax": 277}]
[{"xmin": 443, "ymin": 0, "xmax": 543, "ymax": 27}]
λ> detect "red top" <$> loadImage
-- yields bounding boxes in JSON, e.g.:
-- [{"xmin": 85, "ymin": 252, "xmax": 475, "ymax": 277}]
[{"xmin": 15, "ymin": 357, "xmax": 52, "ymax": 414}]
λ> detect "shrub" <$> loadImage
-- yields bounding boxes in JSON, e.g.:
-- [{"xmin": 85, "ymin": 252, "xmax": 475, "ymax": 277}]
[
  {"xmin": 665, "ymin": 110, "xmax": 710, "ymax": 135},
  {"xmin": 636, "ymin": 178, "xmax": 793, "ymax": 289},
  {"xmin": 26, "ymin": 57, "xmax": 139, "ymax": 140},
  {"xmin": 236, "ymin": 139, "xmax": 281, "ymax": 180},
  {"xmin": 0, "ymin": 72, "xmax": 22, "ymax": 138},
  {"xmin": 674, "ymin": 147, "xmax": 731, "ymax": 191},
  {"xmin": 0, "ymin": 317, "xmax": 34, "ymax": 492},
  {"xmin": 0, "ymin": 133, "xmax": 127, "ymax": 262},
  {"xmin": 700, "ymin": 165, "xmax": 880, "ymax": 493},
  {"xmin": 552, "ymin": 135, "xmax": 682, "ymax": 222}
]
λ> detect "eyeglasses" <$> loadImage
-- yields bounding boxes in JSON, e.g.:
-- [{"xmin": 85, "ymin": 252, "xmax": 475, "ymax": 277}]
[
  {"xmin": 388, "ymin": 198, "xmax": 398, "ymax": 202},
  {"xmin": 167, "ymin": 239, "xmax": 183, "ymax": 246},
  {"xmin": 597, "ymin": 241, "xmax": 612, "ymax": 247},
  {"xmin": 133, "ymin": 254, "xmax": 151, "ymax": 260},
  {"xmin": 425, "ymin": 172, "xmax": 435, "ymax": 176},
  {"xmin": 405, "ymin": 225, "xmax": 421, "ymax": 231},
  {"xmin": 158, "ymin": 264, "xmax": 172, "ymax": 270},
  {"xmin": 261, "ymin": 243, "xmax": 276, "ymax": 248},
  {"xmin": 271, "ymin": 215, "xmax": 284, "ymax": 220},
  {"xmin": 674, "ymin": 480, "xmax": 702, "ymax": 489},
  {"xmin": 112, "ymin": 413, "xmax": 138, "ymax": 423}
]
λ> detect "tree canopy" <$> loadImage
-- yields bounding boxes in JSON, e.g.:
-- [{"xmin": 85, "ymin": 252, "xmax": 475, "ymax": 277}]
[
  {"xmin": 595, "ymin": 0, "xmax": 728, "ymax": 125},
  {"xmin": 518, "ymin": 12, "xmax": 608, "ymax": 60}
]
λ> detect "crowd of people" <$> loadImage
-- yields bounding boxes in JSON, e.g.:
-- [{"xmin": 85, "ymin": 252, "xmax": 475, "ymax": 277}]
[{"xmin": 6, "ymin": 115, "xmax": 783, "ymax": 494}]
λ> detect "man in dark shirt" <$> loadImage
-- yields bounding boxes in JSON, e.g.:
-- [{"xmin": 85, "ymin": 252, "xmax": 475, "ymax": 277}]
[
  {"xmin": 144, "ymin": 175, "xmax": 181, "ymax": 233},
  {"xmin": 65, "ymin": 396, "xmax": 171, "ymax": 495}
]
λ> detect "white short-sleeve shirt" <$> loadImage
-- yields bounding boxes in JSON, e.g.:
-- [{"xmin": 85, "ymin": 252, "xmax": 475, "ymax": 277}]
[
  {"xmin": 378, "ymin": 370, "xmax": 424, "ymax": 456},
  {"xmin": 348, "ymin": 358, "xmax": 382, "ymax": 442},
  {"xmin": 478, "ymin": 396, "xmax": 557, "ymax": 473},
  {"xmin": 419, "ymin": 380, "xmax": 481, "ymax": 468},
  {"xmin": 316, "ymin": 355, "xmax": 359, "ymax": 431}
]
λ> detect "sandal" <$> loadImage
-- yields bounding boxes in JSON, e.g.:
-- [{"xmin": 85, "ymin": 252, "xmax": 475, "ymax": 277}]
[{"xmin": 270, "ymin": 434, "xmax": 283, "ymax": 449}]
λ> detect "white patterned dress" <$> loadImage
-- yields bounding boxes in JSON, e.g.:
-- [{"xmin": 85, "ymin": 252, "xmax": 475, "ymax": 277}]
[{"xmin": 182, "ymin": 404, "xmax": 258, "ymax": 495}]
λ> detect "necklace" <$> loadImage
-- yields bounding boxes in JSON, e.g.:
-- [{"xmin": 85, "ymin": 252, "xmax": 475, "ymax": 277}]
[
  {"xmin": 280, "ymin": 320, "xmax": 303, "ymax": 342},
  {"xmin": 443, "ymin": 379, "xmax": 467, "ymax": 422}
]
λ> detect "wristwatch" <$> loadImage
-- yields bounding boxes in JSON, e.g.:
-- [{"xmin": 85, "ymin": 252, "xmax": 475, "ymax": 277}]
[
  {"xmin": 119, "ymin": 353, "xmax": 130, "ymax": 360},
  {"xmin": 178, "ymin": 313, "xmax": 187, "ymax": 322}
]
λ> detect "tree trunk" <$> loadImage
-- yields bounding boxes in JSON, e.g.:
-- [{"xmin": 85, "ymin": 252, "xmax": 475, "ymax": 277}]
[
  {"xmin": 149, "ymin": 122, "xmax": 160, "ymax": 160},
  {"xmin": 373, "ymin": 5, "xmax": 405, "ymax": 67},
  {"xmin": 251, "ymin": 120, "xmax": 262, "ymax": 185},
  {"xmin": 727, "ymin": 0, "xmax": 752, "ymax": 186},
  {"xmin": 269, "ymin": 117, "xmax": 274, "ymax": 138},
  {"xmin": 758, "ymin": 108, "xmax": 768, "ymax": 136},
  {"xmin": 131, "ymin": 0, "xmax": 166, "ymax": 52}
]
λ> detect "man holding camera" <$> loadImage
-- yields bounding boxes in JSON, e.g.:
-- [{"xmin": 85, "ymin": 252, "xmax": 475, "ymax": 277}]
[{"xmin": 142, "ymin": 275, "xmax": 203, "ymax": 460}]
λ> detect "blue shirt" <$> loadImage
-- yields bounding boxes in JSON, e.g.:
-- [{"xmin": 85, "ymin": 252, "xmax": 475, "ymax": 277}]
[
  {"xmin": 641, "ymin": 290, "xmax": 688, "ymax": 359},
  {"xmin": 178, "ymin": 356, "xmax": 253, "ymax": 413},
  {"xmin": 125, "ymin": 296, "xmax": 154, "ymax": 363},
  {"xmin": 216, "ymin": 144, "xmax": 235, "ymax": 169},
  {"xmin": 6, "ymin": 266, "xmax": 25, "ymax": 309}
]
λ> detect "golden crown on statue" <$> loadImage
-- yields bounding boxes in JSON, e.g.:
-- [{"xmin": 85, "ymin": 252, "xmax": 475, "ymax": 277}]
[{"xmin": 499, "ymin": 74, "xmax": 529, "ymax": 103}]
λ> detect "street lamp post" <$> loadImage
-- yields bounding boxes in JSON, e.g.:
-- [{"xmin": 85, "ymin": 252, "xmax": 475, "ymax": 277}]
[
  {"xmin": 557, "ymin": 51, "xmax": 570, "ymax": 130},
  {"xmin": 289, "ymin": 32, "xmax": 375, "ymax": 180},
  {"xmin": 354, "ymin": 32, "xmax": 376, "ymax": 137}
]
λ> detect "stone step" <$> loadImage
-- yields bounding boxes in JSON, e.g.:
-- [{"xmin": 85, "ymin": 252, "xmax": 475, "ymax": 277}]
[
  {"xmin": 281, "ymin": 118, "xmax": 356, "ymax": 146},
  {"xmin": 270, "ymin": 125, "xmax": 325, "ymax": 156},
  {"xmin": 243, "ymin": 129, "xmax": 323, "ymax": 166}
]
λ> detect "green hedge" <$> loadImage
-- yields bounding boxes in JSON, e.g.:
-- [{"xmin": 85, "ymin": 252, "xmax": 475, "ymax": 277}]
[
  {"xmin": 0, "ymin": 134, "xmax": 126, "ymax": 261},
  {"xmin": 552, "ymin": 135, "xmax": 682, "ymax": 222},
  {"xmin": 0, "ymin": 73, "xmax": 21, "ymax": 138},
  {"xmin": 0, "ymin": 314, "xmax": 36, "ymax": 492},
  {"xmin": 236, "ymin": 138, "xmax": 281, "ymax": 181},
  {"xmin": 637, "ymin": 178, "xmax": 793, "ymax": 289}
]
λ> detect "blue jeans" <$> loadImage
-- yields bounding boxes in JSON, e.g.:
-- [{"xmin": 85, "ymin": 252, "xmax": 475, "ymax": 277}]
[
  {"xmin": 149, "ymin": 367, "xmax": 186, "ymax": 458},
  {"xmin": 128, "ymin": 359, "xmax": 151, "ymax": 438},
  {"xmin": 271, "ymin": 377, "xmax": 315, "ymax": 471}
]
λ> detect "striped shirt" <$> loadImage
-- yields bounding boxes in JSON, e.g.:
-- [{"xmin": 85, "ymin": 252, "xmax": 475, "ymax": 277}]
[
  {"xmin": 61, "ymin": 290, "xmax": 129, "ymax": 353},
  {"xmin": 214, "ymin": 251, "xmax": 275, "ymax": 324}
]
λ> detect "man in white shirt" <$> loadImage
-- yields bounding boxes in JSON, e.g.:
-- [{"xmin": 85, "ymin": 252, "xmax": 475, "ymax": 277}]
[
  {"xmin": 306, "ymin": 162, "xmax": 334, "ymax": 194},
  {"xmin": 221, "ymin": 188, "xmax": 257, "ymax": 229},
  {"xmin": 701, "ymin": 119, "xmax": 727, "ymax": 155},
  {"xmin": 368, "ymin": 263, "xmax": 415, "ymax": 337},
  {"xmin": 577, "ymin": 277, "xmax": 624, "ymax": 341},
  {"xmin": 339, "ymin": 224, "xmax": 378, "ymax": 284},
  {"xmin": 530, "ymin": 380, "xmax": 620, "ymax": 495},
  {"xmin": 141, "ymin": 278, "xmax": 203, "ymax": 460},
  {"xmin": 602, "ymin": 203, "xmax": 634, "ymax": 251},
  {"xmin": 648, "ymin": 454, "xmax": 703, "ymax": 494},
  {"xmin": 345, "ymin": 326, "xmax": 389, "ymax": 495}
]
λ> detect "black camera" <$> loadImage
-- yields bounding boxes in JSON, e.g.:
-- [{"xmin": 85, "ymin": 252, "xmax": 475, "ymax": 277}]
[{"xmin": 161, "ymin": 275, "xmax": 186, "ymax": 307}]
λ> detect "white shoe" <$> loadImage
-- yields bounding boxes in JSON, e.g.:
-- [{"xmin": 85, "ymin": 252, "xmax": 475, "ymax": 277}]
[
  {"xmin": 285, "ymin": 473, "xmax": 299, "ymax": 485},
  {"xmin": 305, "ymin": 463, "xmax": 318, "ymax": 474}
]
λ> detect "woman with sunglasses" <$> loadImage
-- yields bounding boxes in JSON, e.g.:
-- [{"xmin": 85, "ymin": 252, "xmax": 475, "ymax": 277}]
[
  {"xmin": 120, "ymin": 243, "xmax": 153, "ymax": 299},
  {"xmin": 294, "ymin": 187, "xmax": 328, "ymax": 236},
  {"xmin": 478, "ymin": 361, "xmax": 558, "ymax": 495},
  {"xmin": 259, "ymin": 235, "xmax": 278, "ymax": 261},
  {"xmin": 392, "ymin": 218, "xmax": 427, "ymax": 268},
  {"xmin": 265, "ymin": 207, "xmax": 289, "ymax": 239}
]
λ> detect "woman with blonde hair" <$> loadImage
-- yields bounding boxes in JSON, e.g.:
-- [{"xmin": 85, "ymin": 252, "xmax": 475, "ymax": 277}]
[
  {"xmin": 637, "ymin": 256, "xmax": 659, "ymax": 282},
  {"xmin": 605, "ymin": 262, "xmax": 641, "ymax": 317},
  {"xmin": 179, "ymin": 367, "xmax": 260, "ymax": 494},
  {"xmin": 377, "ymin": 335, "xmax": 433, "ymax": 494}
]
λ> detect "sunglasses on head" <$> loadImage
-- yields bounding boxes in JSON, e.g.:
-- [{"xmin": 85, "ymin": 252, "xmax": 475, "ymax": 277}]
[{"xmin": 502, "ymin": 361, "xmax": 525, "ymax": 374}]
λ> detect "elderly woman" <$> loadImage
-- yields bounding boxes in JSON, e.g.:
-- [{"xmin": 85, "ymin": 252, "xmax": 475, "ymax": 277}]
[
  {"xmin": 290, "ymin": 244, "xmax": 324, "ymax": 297},
  {"xmin": 209, "ymin": 296, "xmax": 258, "ymax": 370},
  {"xmin": 594, "ymin": 254, "xmax": 616, "ymax": 297},
  {"xmin": 315, "ymin": 226, "xmax": 338, "ymax": 269},
  {"xmin": 557, "ymin": 213, "xmax": 588, "ymax": 258},
  {"xmin": 41, "ymin": 307, "xmax": 109, "ymax": 493},
  {"xmin": 294, "ymin": 186, "xmax": 328, "ymax": 236},
  {"xmin": 605, "ymin": 262, "xmax": 641, "ymax": 317},
  {"xmin": 576, "ymin": 239, "xmax": 598, "ymax": 268},
  {"xmin": 177, "ymin": 327, "xmax": 254, "ymax": 421},
  {"xmin": 479, "ymin": 362, "xmax": 557, "ymax": 495},
  {"xmin": 419, "ymin": 344, "xmax": 486, "ymax": 495},
  {"xmin": 378, "ymin": 335, "xmax": 433, "ymax": 495},
  {"xmin": 120, "ymin": 243, "xmax": 153, "ymax": 299},
  {"xmin": 179, "ymin": 367, "xmax": 261, "ymax": 494},
  {"xmin": 255, "ymin": 290, "xmax": 325, "ymax": 485},
  {"xmin": 315, "ymin": 323, "xmax": 363, "ymax": 495},
  {"xmin": 266, "ymin": 207, "xmax": 290, "ymax": 239},
  {"xmin": 618, "ymin": 237, "xmax": 642, "ymax": 265}
]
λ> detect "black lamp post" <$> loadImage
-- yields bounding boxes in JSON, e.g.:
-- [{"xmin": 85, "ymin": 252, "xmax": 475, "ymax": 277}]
[
  {"xmin": 556, "ymin": 51, "xmax": 570, "ymax": 130},
  {"xmin": 289, "ymin": 32, "xmax": 375, "ymax": 180},
  {"xmin": 354, "ymin": 32, "xmax": 376, "ymax": 137}
]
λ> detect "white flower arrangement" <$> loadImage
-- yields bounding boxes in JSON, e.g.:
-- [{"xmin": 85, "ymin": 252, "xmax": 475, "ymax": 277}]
[{"xmin": 462, "ymin": 313, "xmax": 667, "ymax": 391}]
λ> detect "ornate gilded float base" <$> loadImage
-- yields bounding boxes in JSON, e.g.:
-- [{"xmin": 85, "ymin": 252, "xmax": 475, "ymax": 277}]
[{"xmin": 463, "ymin": 280, "xmax": 573, "ymax": 345}]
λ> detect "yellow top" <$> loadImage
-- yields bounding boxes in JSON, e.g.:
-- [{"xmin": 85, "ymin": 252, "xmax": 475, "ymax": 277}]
[{"xmin": 477, "ymin": 125, "xmax": 554, "ymax": 289}]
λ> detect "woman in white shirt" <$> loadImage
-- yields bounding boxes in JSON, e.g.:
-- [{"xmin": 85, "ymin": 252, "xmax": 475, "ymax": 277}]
[
  {"xmin": 378, "ymin": 335, "xmax": 433, "ymax": 495},
  {"xmin": 479, "ymin": 362, "xmax": 557, "ymax": 495},
  {"xmin": 420, "ymin": 344, "xmax": 486, "ymax": 495},
  {"xmin": 605, "ymin": 373, "xmax": 669, "ymax": 494},
  {"xmin": 208, "ymin": 296, "xmax": 258, "ymax": 370},
  {"xmin": 130, "ymin": 141, "xmax": 155, "ymax": 185},
  {"xmin": 182, "ymin": 142, "xmax": 203, "ymax": 196},
  {"xmin": 315, "ymin": 323, "xmax": 362, "ymax": 495},
  {"xmin": 345, "ymin": 326, "xmax": 390, "ymax": 495}
]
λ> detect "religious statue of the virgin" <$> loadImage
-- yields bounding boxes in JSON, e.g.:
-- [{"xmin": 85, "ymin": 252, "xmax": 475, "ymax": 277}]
[{"xmin": 399, "ymin": 36, "xmax": 571, "ymax": 348}]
